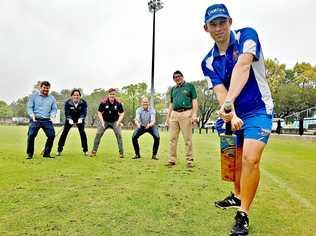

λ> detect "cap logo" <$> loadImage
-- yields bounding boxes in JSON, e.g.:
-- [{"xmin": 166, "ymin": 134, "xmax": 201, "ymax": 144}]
[{"xmin": 208, "ymin": 8, "xmax": 226, "ymax": 16}]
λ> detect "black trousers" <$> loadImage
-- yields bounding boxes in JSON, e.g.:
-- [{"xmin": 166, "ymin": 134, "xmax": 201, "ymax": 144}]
[
  {"xmin": 57, "ymin": 121, "xmax": 88, "ymax": 152},
  {"xmin": 132, "ymin": 126, "xmax": 160, "ymax": 156}
]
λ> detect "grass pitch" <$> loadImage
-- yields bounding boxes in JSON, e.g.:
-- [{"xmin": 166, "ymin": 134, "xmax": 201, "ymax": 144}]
[{"xmin": 0, "ymin": 125, "xmax": 315, "ymax": 235}]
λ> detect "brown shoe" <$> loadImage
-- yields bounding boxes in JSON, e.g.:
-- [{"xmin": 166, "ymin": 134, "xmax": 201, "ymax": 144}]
[
  {"xmin": 89, "ymin": 151, "xmax": 96, "ymax": 157},
  {"xmin": 119, "ymin": 154, "xmax": 124, "ymax": 158},
  {"xmin": 165, "ymin": 162, "xmax": 176, "ymax": 167}
]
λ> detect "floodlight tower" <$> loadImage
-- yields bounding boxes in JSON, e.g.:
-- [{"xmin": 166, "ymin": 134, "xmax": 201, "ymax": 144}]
[{"xmin": 147, "ymin": 0, "xmax": 164, "ymax": 108}]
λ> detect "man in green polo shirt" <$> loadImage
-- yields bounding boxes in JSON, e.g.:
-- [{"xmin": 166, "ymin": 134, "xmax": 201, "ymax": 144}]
[{"xmin": 165, "ymin": 70, "xmax": 198, "ymax": 167}]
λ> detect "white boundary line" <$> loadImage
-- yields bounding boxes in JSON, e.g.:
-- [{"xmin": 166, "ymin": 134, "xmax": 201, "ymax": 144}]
[{"xmin": 261, "ymin": 168, "xmax": 315, "ymax": 211}]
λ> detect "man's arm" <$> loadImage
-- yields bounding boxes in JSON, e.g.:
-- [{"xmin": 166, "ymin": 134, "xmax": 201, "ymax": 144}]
[
  {"xmin": 217, "ymin": 53, "xmax": 253, "ymax": 130},
  {"xmin": 225, "ymin": 27, "xmax": 259, "ymax": 104},
  {"xmin": 134, "ymin": 108, "xmax": 141, "ymax": 128},
  {"xmin": 212, "ymin": 54, "xmax": 253, "ymax": 108},
  {"xmin": 80, "ymin": 100, "xmax": 88, "ymax": 119},
  {"xmin": 146, "ymin": 109, "xmax": 156, "ymax": 128},
  {"xmin": 50, "ymin": 97, "xmax": 58, "ymax": 119},
  {"xmin": 213, "ymin": 84, "xmax": 228, "ymax": 107},
  {"xmin": 116, "ymin": 112, "xmax": 124, "ymax": 127},
  {"xmin": 135, "ymin": 119, "xmax": 141, "ymax": 128},
  {"xmin": 97, "ymin": 111, "xmax": 105, "ymax": 128},
  {"xmin": 165, "ymin": 103, "xmax": 173, "ymax": 126},
  {"xmin": 225, "ymin": 53, "xmax": 253, "ymax": 103},
  {"xmin": 65, "ymin": 101, "xmax": 71, "ymax": 119},
  {"xmin": 77, "ymin": 100, "xmax": 87, "ymax": 124},
  {"xmin": 26, "ymin": 95, "xmax": 36, "ymax": 121},
  {"xmin": 64, "ymin": 101, "xmax": 74, "ymax": 124},
  {"xmin": 214, "ymin": 84, "xmax": 243, "ymax": 130},
  {"xmin": 191, "ymin": 98, "xmax": 198, "ymax": 123}
]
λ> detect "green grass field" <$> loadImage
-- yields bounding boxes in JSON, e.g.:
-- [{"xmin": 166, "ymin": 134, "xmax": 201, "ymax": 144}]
[{"xmin": 0, "ymin": 125, "xmax": 315, "ymax": 235}]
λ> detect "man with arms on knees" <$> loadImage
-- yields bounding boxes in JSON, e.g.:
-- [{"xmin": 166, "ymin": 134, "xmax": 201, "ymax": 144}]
[
  {"xmin": 132, "ymin": 97, "xmax": 160, "ymax": 160},
  {"xmin": 26, "ymin": 81, "xmax": 57, "ymax": 159},
  {"xmin": 202, "ymin": 4, "xmax": 273, "ymax": 235},
  {"xmin": 57, "ymin": 89, "xmax": 88, "ymax": 156},
  {"xmin": 90, "ymin": 88, "xmax": 124, "ymax": 158},
  {"xmin": 165, "ymin": 70, "xmax": 198, "ymax": 168}
]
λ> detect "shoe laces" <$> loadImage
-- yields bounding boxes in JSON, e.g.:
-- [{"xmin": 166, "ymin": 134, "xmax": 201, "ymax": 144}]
[{"xmin": 224, "ymin": 192, "xmax": 235, "ymax": 202}]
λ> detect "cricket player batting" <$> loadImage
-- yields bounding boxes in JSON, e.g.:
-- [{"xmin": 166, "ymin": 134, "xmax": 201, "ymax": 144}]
[{"xmin": 201, "ymin": 3, "xmax": 274, "ymax": 235}]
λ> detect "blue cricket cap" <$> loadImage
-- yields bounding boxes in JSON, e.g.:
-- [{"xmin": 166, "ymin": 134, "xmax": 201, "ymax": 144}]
[{"xmin": 204, "ymin": 4, "xmax": 230, "ymax": 24}]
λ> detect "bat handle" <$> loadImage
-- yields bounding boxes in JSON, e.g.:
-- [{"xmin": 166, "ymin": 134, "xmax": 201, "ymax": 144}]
[
  {"xmin": 225, "ymin": 122, "xmax": 232, "ymax": 135},
  {"xmin": 224, "ymin": 101, "xmax": 233, "ymax": 135}
]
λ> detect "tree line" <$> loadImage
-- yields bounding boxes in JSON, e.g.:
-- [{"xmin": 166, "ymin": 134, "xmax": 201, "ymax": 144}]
[{"xmin": 1, "ymin": 60, "xmax": 315, "ymax": 127}]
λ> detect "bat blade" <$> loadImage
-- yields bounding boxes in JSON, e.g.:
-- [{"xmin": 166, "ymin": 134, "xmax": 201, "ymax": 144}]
[{"xmin": 220, "ymin": 134, "xmax": 237, "ymax": 182}]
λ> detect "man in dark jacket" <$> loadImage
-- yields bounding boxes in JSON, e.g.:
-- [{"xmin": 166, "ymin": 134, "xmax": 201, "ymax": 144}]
[{"xmin": 57, "ymin": 89, "xmax": 88, "ymax": 156}]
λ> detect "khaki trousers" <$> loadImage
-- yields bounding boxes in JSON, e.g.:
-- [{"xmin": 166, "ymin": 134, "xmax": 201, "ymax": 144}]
[{"xmin": 168, "ymin": 110, "xmax": 193, "ymax": 164}]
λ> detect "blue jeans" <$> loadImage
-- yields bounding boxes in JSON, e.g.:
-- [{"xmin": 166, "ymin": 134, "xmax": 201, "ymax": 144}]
[
  {"xmin": 27, "ymin": 119, "xmax": 55, "ymax": 156},
  {"xmin": 132, "ymin": 126, "xmax": 160, "ymax": 156}
]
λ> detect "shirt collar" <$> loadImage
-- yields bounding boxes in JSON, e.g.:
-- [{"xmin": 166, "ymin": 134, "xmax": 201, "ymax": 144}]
[
  {"xmin": 212, "ymin": 30, "xmax": 236, "ymax": 58},
  {"xmin": 70, "ymin": 99, "xmax": 82, "ymax": 106},
  {"xmin": 141, "ymin": 107, "xmax": 150, "ymax": 112},
  {"xmin": 103, "ymin": 97, "xmax": 117, "ymax": 105},
  {"xmin": 176, "ymin": 81, "xmax": 186, "ymax": 87},
  {"xmin": 39, "ymin": 92, "xmax": 48, "ymax": 97}
]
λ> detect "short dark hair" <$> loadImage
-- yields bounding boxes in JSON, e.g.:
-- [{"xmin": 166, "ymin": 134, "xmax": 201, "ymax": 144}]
[
  {"xmin": 108, "ymin": 88, "xmax": 116, "ymax": 93},
  {"xmin": 40, "ymin": 81, "xmax": 51, "ymax": 87},
  {"xmin": 173, "ymin": 70, "xmax": 183, "ymax": 77},
  {"xmin": 71, "ymin": 89, "xmax": 81, "ymax": 96}
]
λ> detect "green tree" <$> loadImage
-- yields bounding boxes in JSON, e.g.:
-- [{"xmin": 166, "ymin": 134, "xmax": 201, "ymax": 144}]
[
  {"xmin": 60, "ymin": 89, "xmax": 72, "ymax": 98},
  {"xmin": 265, "ymin": 58, "xmax": 286, "ymax": 95},
  {"xmin": 153, "ymin": 93, "xmax": 168, "ymax": 125},
  {"xmin": 293, "ymin": 62, "xmax": 316, "ymax": 88},
  {"xmin": 120, "ymin": 83, "xmax": 149, "ymax": 125},
  {"xmin": 273, "ymin": 84, "xmax": 302, "ymax": 117},
  {"xmin": 266, "ymin": 61, "xmax": 316, "ymax": 117},
  {"xmin": 11, "ymin": 96, "xmax": 29, "ymax": 117},
  {"xmin": 0, "ymin": 100, "xmax": 13, "ymax": 117},
  {"xmin": 191, "ymin": 80, "xmax": 218, "ymax": 128},
  {"xmin": 85, "ymin": 88, "xmax": 106, "ymax": 126}
]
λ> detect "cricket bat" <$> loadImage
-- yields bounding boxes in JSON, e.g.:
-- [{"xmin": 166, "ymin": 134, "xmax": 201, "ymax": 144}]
[{"xmin": 219, "ymin": 101, "xmax": 237, "ymax": 182}]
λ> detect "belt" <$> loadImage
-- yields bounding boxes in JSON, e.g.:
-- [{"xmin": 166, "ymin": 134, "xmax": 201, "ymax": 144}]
[
  {"xmin": 174, "ymin": 108, "xmax": 191, "ymax": 112},
  {"xmin": 35, "ymin": 117, "xmax": 50, "ymax": 121}
]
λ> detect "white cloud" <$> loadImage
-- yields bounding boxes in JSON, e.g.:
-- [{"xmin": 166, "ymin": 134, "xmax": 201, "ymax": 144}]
[{"xmin": 0, "ymin": 0, "xmax": 315, "ymax": 103}]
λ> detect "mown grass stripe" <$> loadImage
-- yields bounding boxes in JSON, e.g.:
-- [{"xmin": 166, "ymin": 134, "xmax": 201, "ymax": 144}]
[{"xmin": 262, "ymin": 168, "xmax": 315, "ymax": 210}]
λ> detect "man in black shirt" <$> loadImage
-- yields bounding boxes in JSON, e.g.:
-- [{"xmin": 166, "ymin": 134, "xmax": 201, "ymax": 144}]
[
  {"xmin": 57, "ymin": 89, "xmax": 88, "ymax": 156},
  {"xmin": 90, "ymin": 88, "xmax": 125, "ymax": 158}
]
